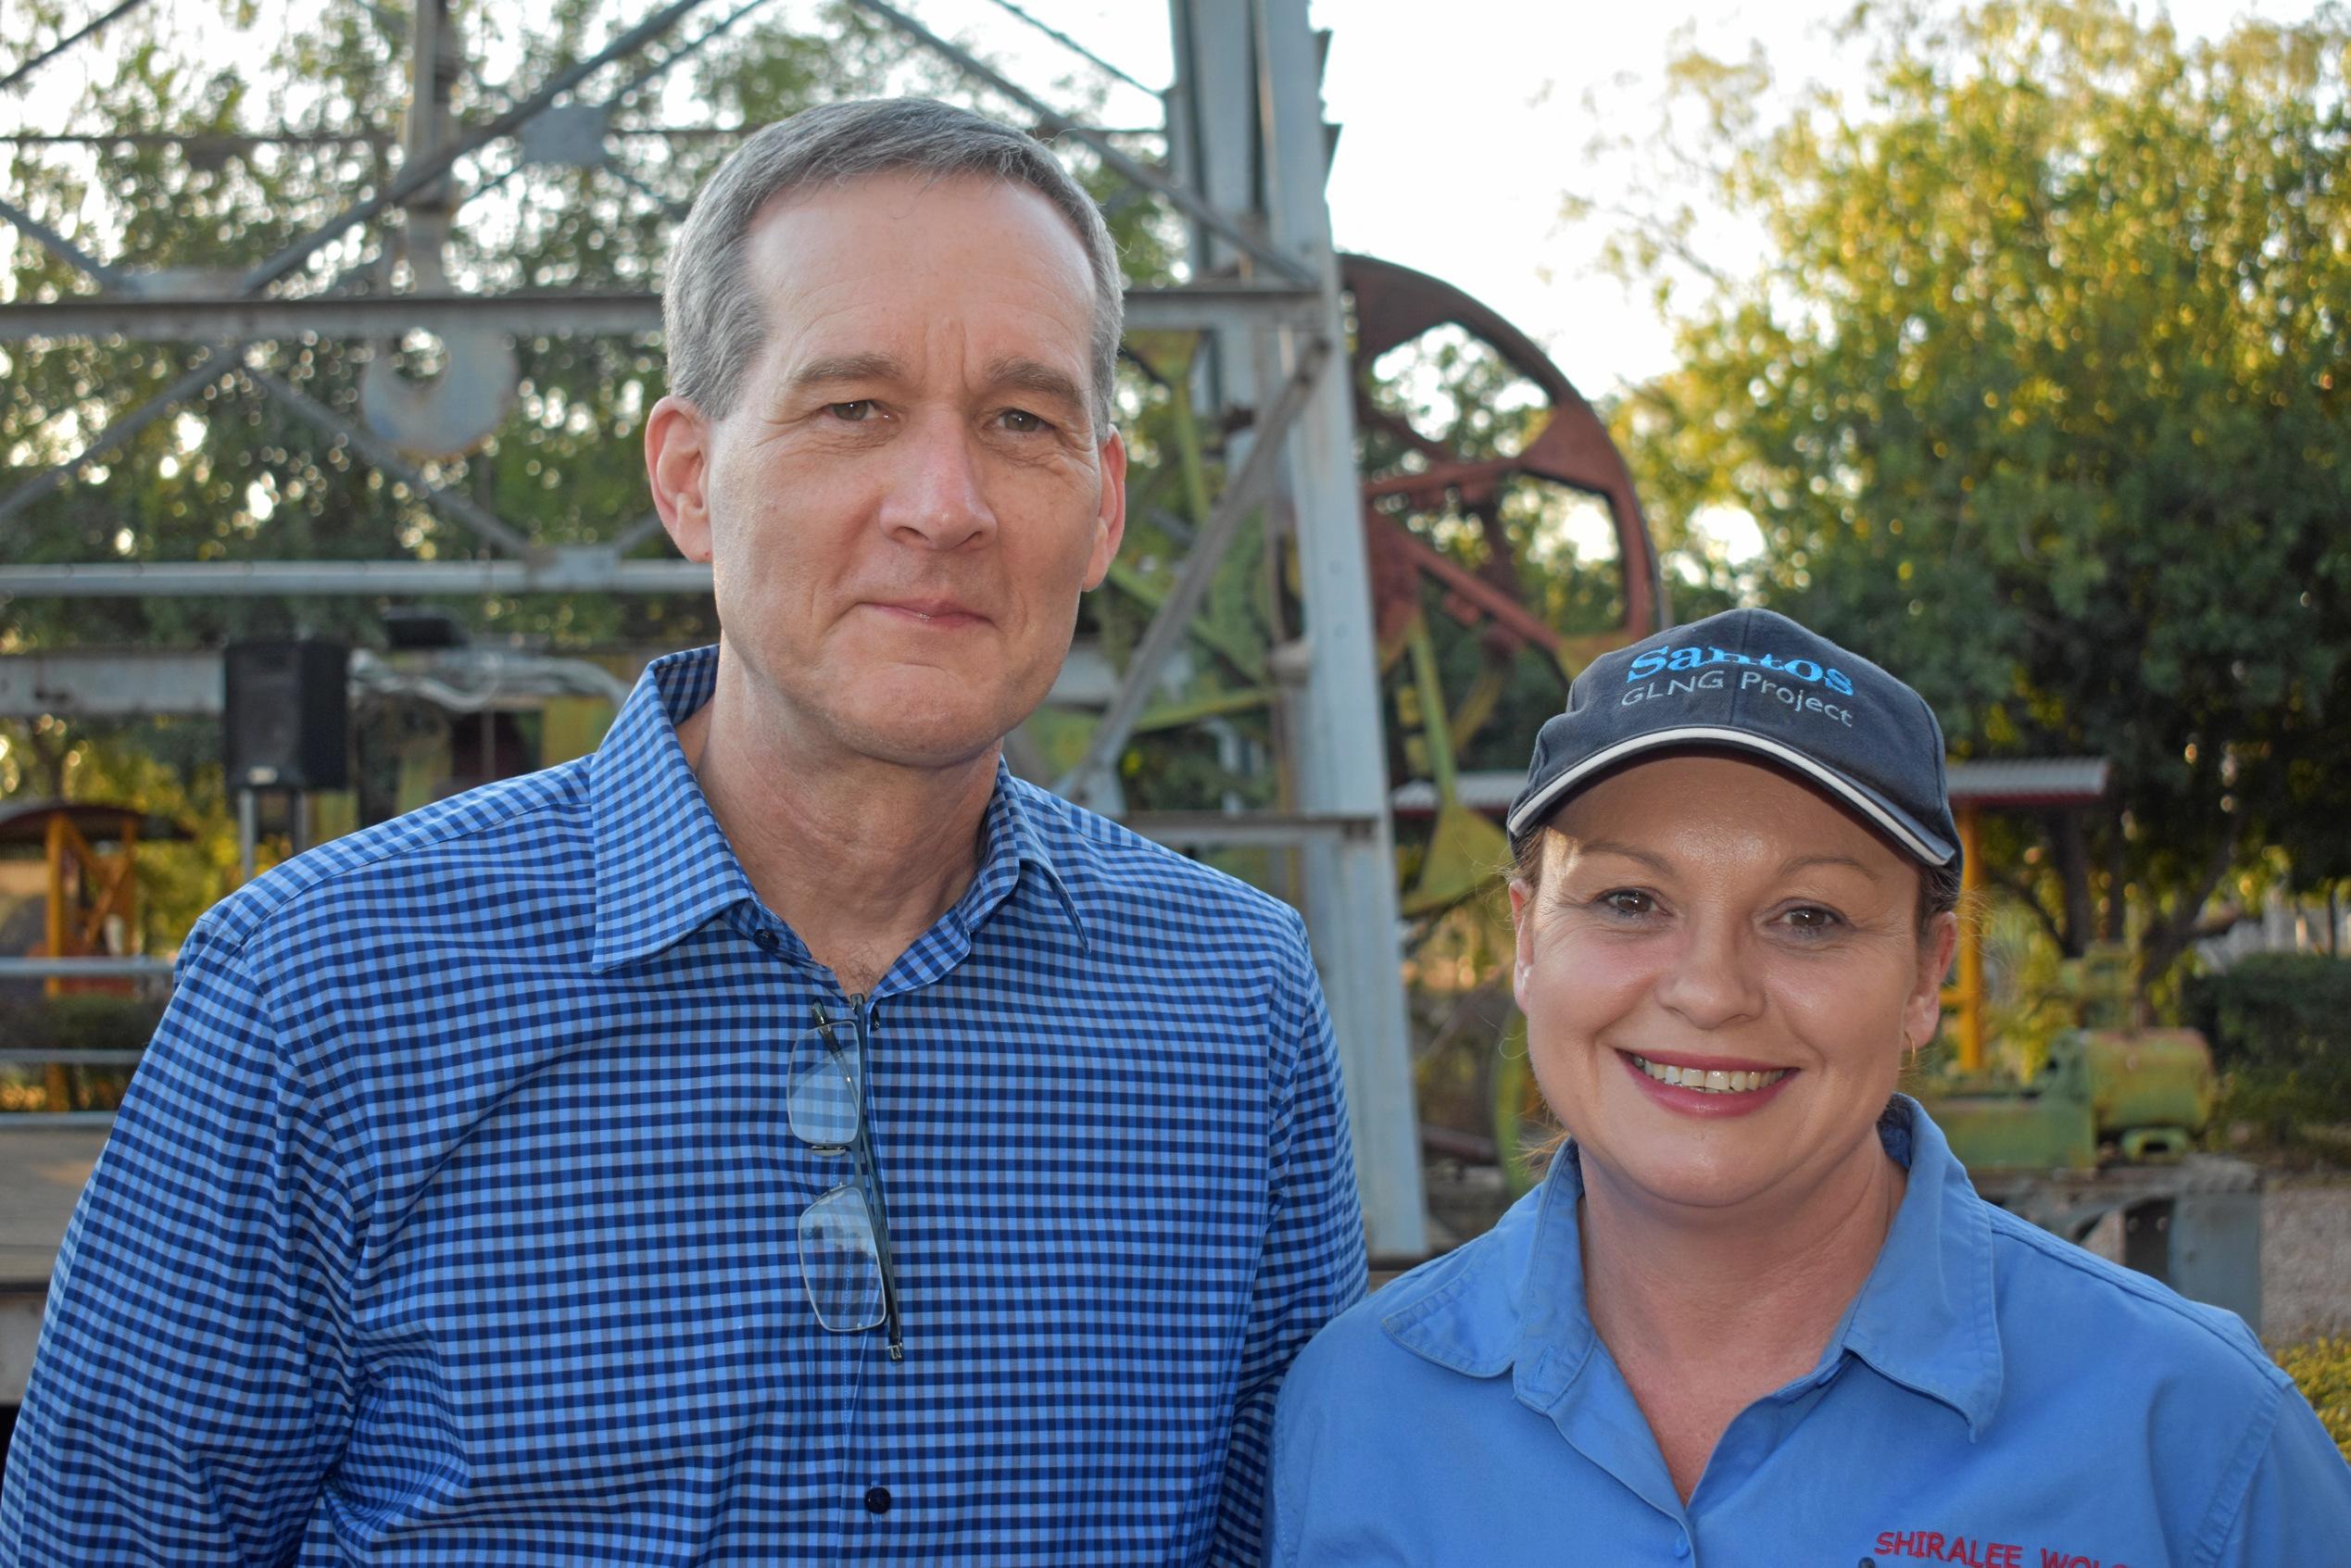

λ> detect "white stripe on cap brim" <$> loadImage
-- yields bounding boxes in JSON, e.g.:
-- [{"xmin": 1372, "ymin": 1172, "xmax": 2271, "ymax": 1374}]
[{"xmin": 1505, "ymin": 725, "xmax": 1957, "ymax": 866}]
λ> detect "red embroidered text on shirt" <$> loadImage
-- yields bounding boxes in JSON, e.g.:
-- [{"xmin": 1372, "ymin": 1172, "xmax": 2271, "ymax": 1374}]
[{"xmin": 1872, "ymin": 1532, "xmax": 2134, "ymax": 1568}]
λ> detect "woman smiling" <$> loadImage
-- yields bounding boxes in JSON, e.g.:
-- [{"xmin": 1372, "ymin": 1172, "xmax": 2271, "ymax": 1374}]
[{"xmin": 1267, "ymin": 608, "xmax": 2351, "ymax": 1566}]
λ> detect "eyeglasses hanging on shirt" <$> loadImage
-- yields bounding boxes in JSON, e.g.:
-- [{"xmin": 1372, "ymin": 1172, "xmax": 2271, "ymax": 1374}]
[{"xmin": 789, "ymin": 998, "xmax": 904, "ymax": 1361}]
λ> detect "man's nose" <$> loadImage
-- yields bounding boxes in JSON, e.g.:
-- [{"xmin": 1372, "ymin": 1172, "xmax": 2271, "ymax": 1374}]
[
  {"xmin": 1653, "ymin": 914, "xmax": 1767, "ymax": 1031},
  {"xmin": 876, "ymin": 414, "xmax": 997, "ymax": 550}
]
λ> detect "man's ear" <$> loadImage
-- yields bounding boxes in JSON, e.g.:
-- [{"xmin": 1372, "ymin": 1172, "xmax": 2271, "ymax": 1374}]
[
  {"xmin": 646, "ymin": 394, "xmax": 715, "ymax": 563},
  {"xmin": 1081, "ymin": 426, "xmax": 1128, "ymax": 591}
]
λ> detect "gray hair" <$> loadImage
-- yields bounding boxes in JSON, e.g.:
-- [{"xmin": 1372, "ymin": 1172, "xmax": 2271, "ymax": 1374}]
[{"xmin": 661, "ymin": 97, "xmax": 1125, "ymax": 433}]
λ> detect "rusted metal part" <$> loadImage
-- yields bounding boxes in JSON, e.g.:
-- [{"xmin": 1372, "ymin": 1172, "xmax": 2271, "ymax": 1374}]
[
  {"xmin": 1367, "ymin": 514, "xmax": 1565, "ymax": 658},
  {"xmin": 1342, "ymin": 253, "xmax": 1666, "ymax": 673}
]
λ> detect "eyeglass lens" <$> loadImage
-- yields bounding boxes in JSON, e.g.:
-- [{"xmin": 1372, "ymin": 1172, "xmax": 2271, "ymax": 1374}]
[
  {"xmin": 788, "ymin": 1021, "xmax": 861, "ymax": 1150},
  {"xmin": 797, "ymin": 1183, "xmax": 886, "ymax": 1332}
]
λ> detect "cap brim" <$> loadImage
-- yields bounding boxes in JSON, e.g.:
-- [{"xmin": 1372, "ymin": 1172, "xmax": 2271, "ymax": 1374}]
[{"xmin": 1507, "ymin": 726, "xmax": 1957, "ymax": 866}]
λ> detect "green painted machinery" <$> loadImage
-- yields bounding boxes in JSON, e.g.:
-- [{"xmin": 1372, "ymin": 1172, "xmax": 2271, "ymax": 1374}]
[{"xmin": 1917, "ymin": 1028, "xmax": 2217, "ymax": 1171}]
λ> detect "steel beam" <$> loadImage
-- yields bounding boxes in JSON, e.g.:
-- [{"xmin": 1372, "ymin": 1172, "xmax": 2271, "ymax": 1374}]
[
  {"xmin": 0, "ymin": 650, "xmax": 223, "ymax": 717},
  {"xmin": 0, "ymin": 1051, "xmax": 145, "ymax": 1067},
  {"xmin": 0, "ymin": 132, "xmax": 394, "ymax": 150},
  {"xmin": 235, "ymin": 0, "xmax": 725, "ymax": 297},
  {"xmin": 241, "ymin": 366, "xmax": 537, "ymax": 558},
  {"xmin": 0, "ymin": 958, "xmax": 174, "ymax": 980},
  {"xmin": 0, "ymin": 557, "xmax": 711, "ymax": 596},
  {"xmin": 1124, "ymin": 810, "xmax": 1382, "ymax": 850},
  {"xmin": 0, "ymin": 350, "xmax": 241, "ymax": 529},
  {"xmin": 0, "ymin": 0, "xmax": 153, "ymax": 94},
  {"xmin": 1169, "ymin": 0, "xmax": 1427, "ymax": 1256},
  {"xmin": 0, "ymin": 194, "xmax": 130, "ymax": 288},
  {"xmin": 604, "ymin": 0, "xmax": 777, "ymax": 107},
  {"xmin": 848, "ymin": 0, "xmax": 1313, "ymax": 289},
  {"xmin": 982, "ymin": 0, "xmax": 1159, "ymax": 93},
  {"xmin": 0, "ymin": 284, "xmax": 1321, "ymax": 343},
  {"xmin": 1055, "ymin": 338, "xmax": 1327, "ymax": 803}
]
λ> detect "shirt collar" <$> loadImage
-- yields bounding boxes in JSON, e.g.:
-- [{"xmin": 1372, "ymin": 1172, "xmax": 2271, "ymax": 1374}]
[
  {"xmin": 589, "ymin": 646, "xmax": 1089, "ymax": 972},
  {"xmin": 1836, "ymin": 1097, "xmax": 2005, "ymax": 1436},
  {"xmin": 588, "ymin": 647, "xmax": 760, "ymax": 972},
  {"xmin": 973, "ymin": 770, "xmax": 1089, "ymax": 950},
  {"xmin": 1379, "ymin": 1096, "xmax": 2005, "ymax": 1436}
]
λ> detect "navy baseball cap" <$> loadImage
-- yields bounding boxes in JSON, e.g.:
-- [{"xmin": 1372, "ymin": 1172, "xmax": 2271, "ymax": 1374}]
[{"xmin": 1507, "ymin": 608, "xmax": 1959, "ymax": 868}]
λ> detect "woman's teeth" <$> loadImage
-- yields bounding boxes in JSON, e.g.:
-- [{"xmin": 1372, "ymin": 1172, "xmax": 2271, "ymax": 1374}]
[{"xmin": 1630, "ymin": 1056, "xmax": 1790, "ymax": 1094}]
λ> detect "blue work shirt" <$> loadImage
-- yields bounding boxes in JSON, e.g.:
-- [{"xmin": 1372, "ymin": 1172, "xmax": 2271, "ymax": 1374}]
[
  {"xmin": 1271, "ymin": 1098, "xmax": 2351, "ymax": 1567},
  {"xmin": 2, "ymin": 645, "xmax": 1366, "ymax": 1565}
]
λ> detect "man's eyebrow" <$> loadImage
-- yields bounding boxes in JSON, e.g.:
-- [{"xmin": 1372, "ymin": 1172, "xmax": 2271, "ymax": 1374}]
[
  {"xmin": 786, "ymin": 351, "xmax": 906, "ymax": 393},
  {"xmin": 983, "ymin": 355, "xmax": 1087, "ymax": 410}
]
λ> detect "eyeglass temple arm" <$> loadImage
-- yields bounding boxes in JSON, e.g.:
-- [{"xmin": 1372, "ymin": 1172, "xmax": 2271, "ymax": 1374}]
[{"xmin": 824, "ymin": 997, "xmax": 906, "ymax": 1363}]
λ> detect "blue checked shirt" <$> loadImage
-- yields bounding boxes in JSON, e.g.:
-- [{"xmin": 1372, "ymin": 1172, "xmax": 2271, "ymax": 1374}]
[{"xmin": 2, "ymin": 646, "xmax": 1367, "ymax": 1565}]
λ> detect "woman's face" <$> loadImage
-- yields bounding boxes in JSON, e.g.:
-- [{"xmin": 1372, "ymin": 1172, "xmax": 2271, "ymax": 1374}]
[{"xmin": 1510, "ymin": 754, "xmax": 1957, "ymax": 1219}]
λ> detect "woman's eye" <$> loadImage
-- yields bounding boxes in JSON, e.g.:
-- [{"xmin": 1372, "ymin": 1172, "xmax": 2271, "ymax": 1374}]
[
  {"xmin": 1596, "ymin": 889, "xmax": 1656, "ymax": 918},
  {"xmin": 827, "ymin": 400, "xmax": 874, "ymax": 421},
  {"xmin": 1780, "ymin": 905, "xmax": 1844, "ymax": 935}
]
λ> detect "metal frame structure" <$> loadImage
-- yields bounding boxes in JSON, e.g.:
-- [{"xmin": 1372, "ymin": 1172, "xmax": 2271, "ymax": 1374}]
[{"xmin": 0, "ymin": 0, "xmax": 1429, "ymax": 1251}]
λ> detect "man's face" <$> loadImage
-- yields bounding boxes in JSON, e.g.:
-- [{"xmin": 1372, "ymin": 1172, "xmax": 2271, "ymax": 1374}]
[{"xmin": 648, "ymin": 170, "xmax": 1125, "ymax": 769}]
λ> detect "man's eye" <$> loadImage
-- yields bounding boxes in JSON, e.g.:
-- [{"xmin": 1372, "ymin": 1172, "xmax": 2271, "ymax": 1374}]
[
  {"xmin": 1781, "ymin": 905, "xmax": 1845, "ymax": 935},
  {"xmin": 826, "ymin": 400, "xmax": 874, "ymax": 421},
  {"xmin": 999, "ymin": 408, "xmax": 1047, "ymax": 433}
]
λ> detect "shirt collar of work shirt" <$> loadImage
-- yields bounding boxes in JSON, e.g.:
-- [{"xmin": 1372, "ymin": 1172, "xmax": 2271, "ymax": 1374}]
[
  {"xmin": 585, "ymin": 645, "xmax": 1087, "ymax": 981},
  {"xmin": 1377, "ymin": 1096, "xmax": 2001, "ymax": 1513}
]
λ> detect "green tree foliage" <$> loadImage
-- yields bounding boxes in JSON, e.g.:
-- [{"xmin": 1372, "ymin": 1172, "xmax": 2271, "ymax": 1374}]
[
  {"xmin": 2274, "ymin": 1337, "xmax": 2351, "ymax": 1458},
  {"xmin": 1595, "ymin": 0, "xmax": 2351, "ymax": 993}
]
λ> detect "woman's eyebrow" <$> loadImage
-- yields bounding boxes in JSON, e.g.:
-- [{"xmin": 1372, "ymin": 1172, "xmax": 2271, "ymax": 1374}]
[
  {"xmin": 1779, "ymin": 852, "xmax": 1885, "ymax": 879},
  {"xmin": 1569, "ymin": 840, "xmax": 1676, "ymax": 876}
]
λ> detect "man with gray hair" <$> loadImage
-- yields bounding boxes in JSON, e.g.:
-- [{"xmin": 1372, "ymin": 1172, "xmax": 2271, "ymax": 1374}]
[{"xmin": 2, "ymin": 98, "xmax": 1365, "ymax": 1564}]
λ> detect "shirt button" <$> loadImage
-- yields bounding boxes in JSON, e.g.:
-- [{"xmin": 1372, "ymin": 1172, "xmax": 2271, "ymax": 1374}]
[
  {"xmin": 752, "ymin": 927, "xmax": 779, "ymax": 953},
  {"xmin": 865, "ymin": 1486, "xmax": 892, "ymax": 1515},
  {"xmin": 1673, "ymin": 1532, "xmax": 1691, "ymax": 1559}
]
